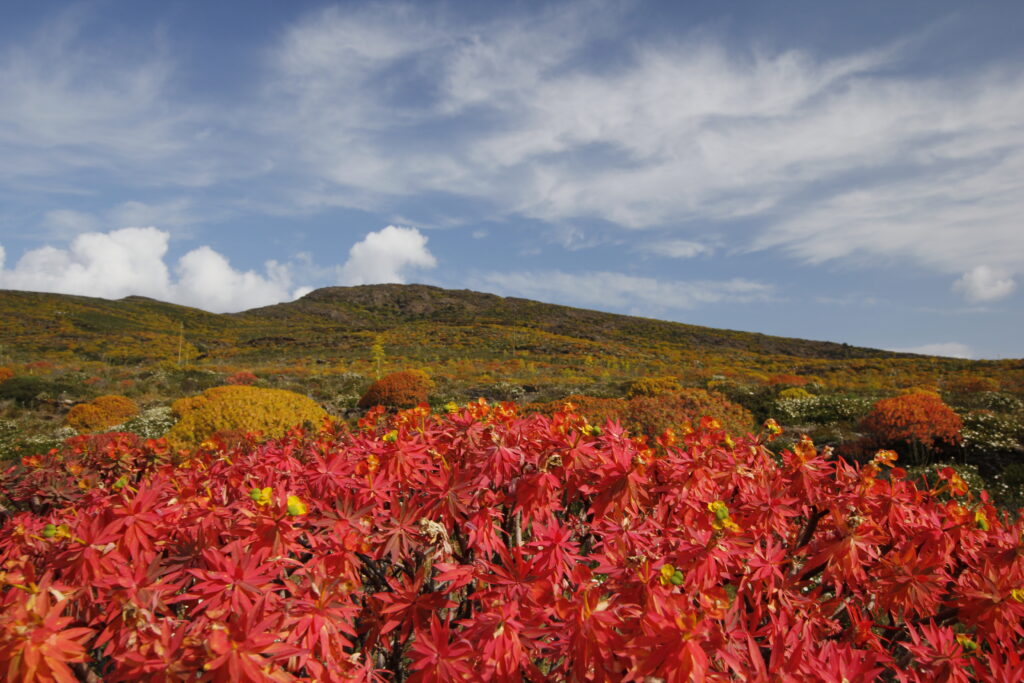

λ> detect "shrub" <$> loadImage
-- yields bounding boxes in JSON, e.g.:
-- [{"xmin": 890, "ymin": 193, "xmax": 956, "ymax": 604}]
[
  {"xmin": 65, "ymin": 395, "xmax": 139, "ymax": 433},
  {"xmin": 771, "ymin": 394, "xmax": 875, "ymax": 425},
  {"xmin": 225, "ymin": 370, "xmax": 259, "ymax": 386},
  {"xmin": 3, "ymin": 407, "xmax": 1024, "ymax": 680},
  {"xmin": 527, "ymin": 389, "xmax": 754, "ymax": 438},
  {"xmin": 165, "ymin": 385, "xmax": 327, "ymax": 448},
  {"xmin": 0, "ymin": 376, "xmax": 73, "ymax": 406},
  {"xmin": 358, "ymin": 370, "xmax": 433, "ymax": 410},
  {"xmin": 778, "ymin": 386, "xmax": 812, "ymax": 400},
  {"xmin": 0, "ymin": 367, "xmax": 12, "ymax": 383},
  {"xmin": 767, "ymin": 373, "xmax": 808, "ymax": 387},
  {"xmin": 860, "ymin": 392, "xmax": 962, "ymax": 463},
  {"xmin": 626, "ymin": 376, "xmax": 682, "ymax": 398},
  {"xmin": 960, "ymin": 411, "xmax": 1024, "ymax": 456},
  {"xmin": 119, "ymin": 406, "xmax": 178, "ymax": 440}
]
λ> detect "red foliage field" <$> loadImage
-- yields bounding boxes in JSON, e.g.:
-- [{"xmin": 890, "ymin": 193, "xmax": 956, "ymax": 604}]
[{"xmin": 1, "ymin": 403, "xmax": 1023, "ymax": 681}]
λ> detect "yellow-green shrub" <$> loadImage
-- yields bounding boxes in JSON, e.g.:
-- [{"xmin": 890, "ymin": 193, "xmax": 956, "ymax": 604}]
[
  {"xmin": 65, "ymin": 395, "xmax": 139, "ymax": 433},
  {"xmin": 165, "ymin": 385, "xmax": 327, "ymax": 448},
  {"xmin": 778, "ymin": 387, "xmax": 812, "ymax": 400},
  {"xmin": 626, "ymin": 376, "xmax": 682, "ymax": 398}
]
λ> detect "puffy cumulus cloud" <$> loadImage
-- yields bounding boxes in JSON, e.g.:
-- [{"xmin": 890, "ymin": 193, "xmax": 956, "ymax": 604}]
[
  {"xmin": 337, "ymin": 226, "xmax": 437, "ymax": 286},
  {"xmin": 471, "ymin": 270, "xmax": 773, "ymax": 316},
  {"xmin": 0, "ymin": 227, "xmax": 173, "ymax": 300},
  {"xmin": 265, "ymin": 4, "xmax": 1024, "ymax": 275},
  {"xmin": 0, "ymin": 228, "xmax": 307, "ymax": 312},
  {"xmin": 952, "ymin": 266, "xmax": 1016, "ymax": 303},
  {"xmin": 887, "ymin": 342, "xmax": 975, "ymax": 359}
]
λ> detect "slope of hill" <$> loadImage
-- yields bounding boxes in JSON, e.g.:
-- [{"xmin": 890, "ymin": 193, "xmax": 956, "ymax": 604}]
[{"xmin": 0, "ymin": 284, "xmax": 1018, "ymax": 394}]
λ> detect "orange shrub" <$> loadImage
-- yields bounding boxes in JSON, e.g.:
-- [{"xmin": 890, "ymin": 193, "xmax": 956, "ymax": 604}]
[
  {"xmin": 0, "ymin": 367, "xmax": 12, "ymax": 383},
  {"xmin": 860, "ymin": 392, "xmax": 962, "ymax": 455},
  {"xmin": 527, "ymin": 389, "xmax": 754, "ymax": 438},
  {"xmin": 65, "ymin": 395, "xmax": 140, "ymax": 433},
  {"xmin": 358, "ymin": 370, "xmax": 433, "ymax": 410}
]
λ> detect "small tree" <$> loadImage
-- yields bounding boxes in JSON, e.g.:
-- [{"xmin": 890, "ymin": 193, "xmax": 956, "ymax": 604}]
[
  {"xmin": 370, "ymin": 336, "xmax": 385, "ymax": 379},
  {"xmin": 860, "ymin": 391, "xmax": 962, "ymax": 464}
]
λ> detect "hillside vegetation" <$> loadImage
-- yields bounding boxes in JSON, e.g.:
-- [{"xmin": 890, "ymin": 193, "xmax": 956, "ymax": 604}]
[{"xmin": 1, "ymin": 283, "xmax": 1022, "ymax": 506}]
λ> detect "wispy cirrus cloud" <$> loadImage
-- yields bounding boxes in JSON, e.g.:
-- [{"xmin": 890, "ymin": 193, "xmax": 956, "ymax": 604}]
[
  {"xmin": 470, "ymin": 269, "xmax": 775, "ymax": 317},
  {"xmin": 258, "ymin": 3, "xmax": 1024, "ymax": 284}
]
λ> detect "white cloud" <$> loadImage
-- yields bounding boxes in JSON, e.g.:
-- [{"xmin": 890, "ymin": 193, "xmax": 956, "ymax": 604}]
[
  {"xmin": 262, "ymin": 4, "xmax": 1024, "ymax": 275},
  {"xmin": 642, "ymin": 240, "xmax": 713, "ymax": 259},
  {"xmin": 337, "ymin": 225, "xmax": 437, "ymax": 286},
  {"xmin": 472, "ymin": 269, "xmax": 774, "ymax": 315},
  {"xmin": 0, "ymin": 10, "xmax": 250, "ymax": 190},
  {"xmin": 0, "ymin": 228, "xmax": 307, "ymax": 312},
  {"xmin": 887, "ymin": 342, "xmax": 975, "ymax": 359},
  {"xmin": 952, "ymin": 265, "xmax": 1016, "ymax": 303}
]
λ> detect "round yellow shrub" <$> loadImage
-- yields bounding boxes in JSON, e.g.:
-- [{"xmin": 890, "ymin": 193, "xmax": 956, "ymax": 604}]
[
  {"xmin": 626, "ymin": 376, "xmax": 682, "ymax": 398},
  {"xmin": 66, "ymin": 395, "xmax": 139, "ymax": 433},
  {"xmin": 165, "ymin": 385, "xmax": 327, "ymax": 449}
]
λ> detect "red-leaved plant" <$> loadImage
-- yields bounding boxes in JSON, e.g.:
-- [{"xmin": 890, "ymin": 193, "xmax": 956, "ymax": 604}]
[{"xmin": 1, "ymin": 403, "xmax": 1022, "ymax": 681}]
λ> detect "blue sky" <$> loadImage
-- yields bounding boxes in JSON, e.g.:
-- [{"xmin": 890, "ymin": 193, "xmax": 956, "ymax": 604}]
[{"xmin": 1, "ymin": 1, "xmax": 1022, "ymax": 359}]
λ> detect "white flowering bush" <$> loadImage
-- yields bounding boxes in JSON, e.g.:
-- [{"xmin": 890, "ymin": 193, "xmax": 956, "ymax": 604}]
[
  {"xmin": 961, "ymin": 411, "xmax": 1024, "ymax": 456},
  {"xmin": 771, "ymin": 394, "xmax": 874, "ymax": 425},
  {"xmin": 115, "ymin": 405, "xmax": 177, "ymax": 439}
]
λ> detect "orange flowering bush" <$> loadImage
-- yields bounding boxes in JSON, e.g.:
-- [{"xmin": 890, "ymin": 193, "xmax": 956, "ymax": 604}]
[
  {"xmin": 358, "ymin": 369, "xmax": 433, "ymax": 410},
  {"xmin": 1, "ymin": 406, "xmax": 1022, "ymax": 681},
  {"xmin": 64, "ymin": 395, "xmax": 139, "ymax": 433},
  {"xmin": 860, "ymin": 391, "xmax": 963, "ymax": 461},
  {"xmin": 165, "ymin": 385, "xmax": 327, "ymax": 448}
]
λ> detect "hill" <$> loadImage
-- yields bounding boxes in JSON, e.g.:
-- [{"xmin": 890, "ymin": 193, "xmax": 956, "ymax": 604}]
[{"xmin": 0, "ymin": 285, "xmax": 1018, "ymax": 392}]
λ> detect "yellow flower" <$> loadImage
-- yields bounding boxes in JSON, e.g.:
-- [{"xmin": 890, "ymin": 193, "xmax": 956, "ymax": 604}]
[
  {"xmin": 1010, "ymin": 588, "xmax": 1024, "ymax": 603},
  {"xmin": 383, "ymin": 430, "xmax": 398, "ymax": 443},
  {"xmin": 955, "ymin": 634, "xmax": 978, "ymax": 652},
  {"xmin": 974, "ymin": 508, "xmax": 989, "ymax": 531},
  {"xmin": 249, "ymin": 486, "xmax": 273, "ymax": 506},
  {"xmin": 763, "ymin": 418, "xmax": 782, "ymax": 436},
  {"xmin": 287, "ymin": 495, "xmax": 308, "ymax": 516},
  {"xmin": 444, "ymin": 401, "xmax": 459, "ymax": 414}
]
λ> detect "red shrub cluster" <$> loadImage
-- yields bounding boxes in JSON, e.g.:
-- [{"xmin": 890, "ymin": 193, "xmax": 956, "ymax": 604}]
[
  {"xmin": 2, "ymin": 404, "xmax": 1022, "ymax": 681},
  {"xmin": 358, "ymin": 369, "xmax": 433, "ymax": 409},
  {"xmin": 226, "ymin": 371, "xmax": 259, "ymax": 386}
]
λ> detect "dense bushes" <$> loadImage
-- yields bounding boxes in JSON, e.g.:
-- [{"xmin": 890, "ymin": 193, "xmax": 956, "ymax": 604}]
[
  {"xmin": 625, "ymin": 375, "xmax": 681, "ymax": 398},
  {"xmin": 527, "ymin": 388, "xmax": 754, "ymax": 438},
  {"xmin": 0, "ymin": 376, "xmax": 73, "ymax": 406},
  {"xmin": 64, "ymin": 395, "xmax": 139, "ymax": 433},
  {"xmin": 771, "ymin": 394, "xmax": 875, "ymax": 425},
  {"xmin": 860, "ymin": 392, "xmax": 962, "ymax": 463},
  {"xmin": 0, "ymin": 367, "xmax": 12, "ymax": 383},
  {"xmin": 358, "ymin": 369, "xmax": 433, "ymax": 409},
  {"xmin": 164, "ymin": 385, "xmax": 327, "ymax": 448},
  {"xmin": 2, "ymin": 405, "xmax": 1024, "ymax": 680}
]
